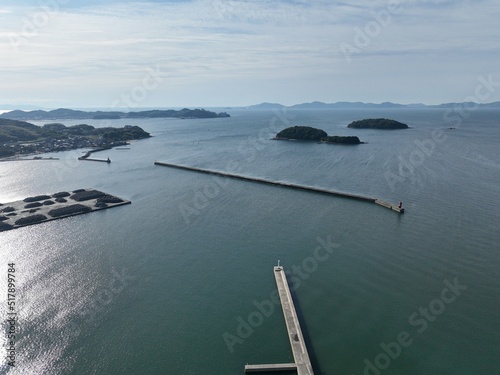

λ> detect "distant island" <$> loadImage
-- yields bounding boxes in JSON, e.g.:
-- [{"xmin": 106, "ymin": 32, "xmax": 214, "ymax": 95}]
[
  {"xmin": 274, "ymin": 126, "xmax": 363, "ymax": 144},
  {"xmin": 276, "ymin": 126, "xmax": 327, "ymax": 140},
  {"xmin": 245, "ymin": 101, "xmax": 500, "ymax": 110},
  {"xmin": 0, "ymin": 108, "xmax": 230, "ymax": 121},
  {"xmin": 0, "ymin": 118, "xmax": 150, "ymax": 158},
  {"xmin": 347, "ymin": 118, "xmax": 409, "ymax": 130}
]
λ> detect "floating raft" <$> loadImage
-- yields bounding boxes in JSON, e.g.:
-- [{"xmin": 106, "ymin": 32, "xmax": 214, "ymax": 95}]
[
  {"xmin": 154, "ymin": 161, "xmax": 405, "ymax": 214},
  {"xmin": 0, "ymin": 188, "xmax": 130, "ymax": 232}
]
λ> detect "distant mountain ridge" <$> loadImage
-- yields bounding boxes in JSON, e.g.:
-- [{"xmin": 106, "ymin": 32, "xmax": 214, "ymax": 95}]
[
  {"xmin": 0, "ymin": 104, "xmax": 43, "ymax": 111},
  {"xmin": 0, "ymin": 108, "xmax": 230, "ymax": 121},
  {"xmin": 246, "ymin": 101, "xmax": 500, "ymax": 109},
  {"xmin": 246, "ymin": 102, "xmax": 286, "ymax": 110}
]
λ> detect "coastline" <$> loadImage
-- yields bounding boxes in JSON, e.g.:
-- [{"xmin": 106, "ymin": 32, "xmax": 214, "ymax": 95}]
[{"xmin": 0, "ymin": 141, "xmax": 130, "ymax": 163}]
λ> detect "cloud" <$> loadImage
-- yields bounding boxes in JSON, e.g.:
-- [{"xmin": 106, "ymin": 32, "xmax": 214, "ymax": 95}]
[{"xmin": 0, "ymin": 0, "xmax": 499, "ymax": 106}]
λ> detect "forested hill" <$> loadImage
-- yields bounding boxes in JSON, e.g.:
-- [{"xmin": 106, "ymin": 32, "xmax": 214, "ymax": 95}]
[{"xmin": 0, "ymin": 118, "xmax": 41, "ymax": 143}]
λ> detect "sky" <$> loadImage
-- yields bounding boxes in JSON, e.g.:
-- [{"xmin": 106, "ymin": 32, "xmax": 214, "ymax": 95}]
[{"xmin": 1, "ymin": 0, "xmax": 500, "ymax": 108}]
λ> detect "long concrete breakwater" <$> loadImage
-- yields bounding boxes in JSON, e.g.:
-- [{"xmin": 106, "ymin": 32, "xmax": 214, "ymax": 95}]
[{"xmin": 154, "ymin": 161, "xmax": 405, "ymax": 213}]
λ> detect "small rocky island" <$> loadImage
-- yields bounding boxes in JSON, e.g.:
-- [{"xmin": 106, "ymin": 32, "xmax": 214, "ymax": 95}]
[
  {"xmin": 274, "ymin": 126, "xmax": 363, "ymax": 144},
  {"xmin": 0, "ymin": 188, "xmax": 130, "ymax": 232},
  {"xmin": 320, "ymin": 135, "xmax": 363, "ymax": 144},
  {"xmin": 347, "ymin": 118, "xmax": 409, "ymax": 129}
]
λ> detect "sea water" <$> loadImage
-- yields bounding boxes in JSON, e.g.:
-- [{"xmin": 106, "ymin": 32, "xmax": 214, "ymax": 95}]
[{"xmin": 0, "ymin": 108, "xmax": 499, "ymax": 374}]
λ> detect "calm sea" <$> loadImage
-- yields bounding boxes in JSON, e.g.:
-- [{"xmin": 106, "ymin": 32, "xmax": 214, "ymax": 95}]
[{"xmin": 1, "ymin": 109, "xmax": 499, "ymax": 375}]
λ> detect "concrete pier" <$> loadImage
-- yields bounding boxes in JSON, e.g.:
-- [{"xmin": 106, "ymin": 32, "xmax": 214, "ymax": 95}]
[
  {"xmin": 244, "ymin": 266, "xmax": 314, "ymax": 375},
  {"xmin": 79, "ymin": 157, "xmax": 110, "ymax": 163},
  {"xmin": 244, "ymin": 363, "xmax": 297, "ymax": 372},
  {"xmin": 78, "ymin": 148, "xmax": 111, "ymax": 163},
  {"xmin": 274, "ymin": 266, "xmax": 314, "ymax": 375},
  {"xmin": 154, "ymin": 161, "xmax": 405, "ymax": 213}
]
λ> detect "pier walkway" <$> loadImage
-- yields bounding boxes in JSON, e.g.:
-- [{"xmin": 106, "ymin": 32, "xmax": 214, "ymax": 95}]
[
  {"xmin": 244, "ymin": 363, "xmax": 297, "ymax": 372},
  {"xmin": 244, "ymin": 266, "xmax": 314, "ymax": 375},
  {"xmin": 154, "ymin": 161, "xmax": 404, "ymax": 213},
  {"xmin": 274, "ymin": 266, "xmax": 314, "ymax": 375}
]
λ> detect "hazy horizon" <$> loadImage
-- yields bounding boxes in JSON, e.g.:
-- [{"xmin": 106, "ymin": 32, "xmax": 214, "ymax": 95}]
[{"xmin": 2, "ymin": 99, "xmax": 500, "ymax": 113}]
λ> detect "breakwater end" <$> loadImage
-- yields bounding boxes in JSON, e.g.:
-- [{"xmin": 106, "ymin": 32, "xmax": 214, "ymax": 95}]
[{"xmin": 78, "ymin": 147, "xmax": 112, "ymax": 163}]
